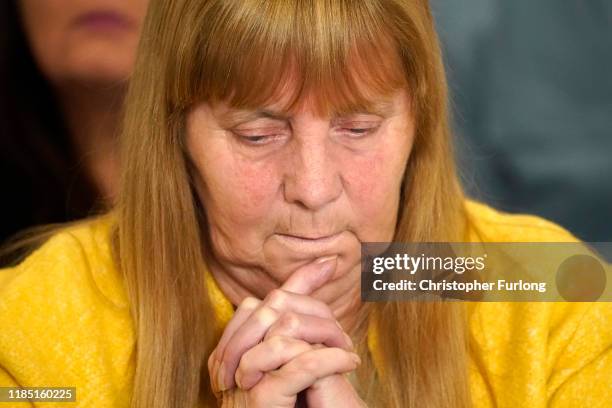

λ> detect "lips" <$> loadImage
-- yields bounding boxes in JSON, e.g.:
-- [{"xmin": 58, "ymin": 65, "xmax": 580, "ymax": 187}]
[
  {"xmin": 276, "ymin": 232, "xmax": 340, "ymax": 240},
  {"xmin": 73, "ymin": 10, "xmax": 136, "ymax": 31},
  {"xmin": 273, "ymin": 231, "xmax": 344, "ymax": 255}
]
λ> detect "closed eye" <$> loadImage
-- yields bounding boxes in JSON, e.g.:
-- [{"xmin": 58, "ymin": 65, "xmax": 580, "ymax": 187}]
[
  {"xmin": 233, "ymin": 132, "xmax": 285, "ymax": 146},
  {"xmin": 241, "ymin": 135, "xmax": 268, "ymax": 144},
  {"xmin": 346, "ymin": 128, "xmax": 372, "ymax": 134},
  {"xmin": 340, "ymin": 125, "xmax": 380, "ymax": 138}
]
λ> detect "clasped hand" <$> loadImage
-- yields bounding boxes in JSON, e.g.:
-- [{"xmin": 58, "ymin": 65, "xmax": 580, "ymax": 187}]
[{"xmin": 208, "ymin": 256, "xmax": 367, "ymax": 407}]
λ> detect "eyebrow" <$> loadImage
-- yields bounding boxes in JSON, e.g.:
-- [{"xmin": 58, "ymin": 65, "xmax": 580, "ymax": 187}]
[
  {"xmin": 215, "ymin": 109, "xmax": 289, "ymax": 127},
  {"xmin": 218, "ymin": 98, "xmax": 397, "ymax": 126},
  {"xmin": 337, "ymin": 99, "xmax": 397, "ymax": 118}
]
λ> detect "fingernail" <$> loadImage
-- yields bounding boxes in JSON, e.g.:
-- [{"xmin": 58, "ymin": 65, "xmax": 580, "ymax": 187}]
[
  {"xmin": 217, "ymin": 362, "xmax": 227, "ymax": 391},
  {"xmin": 344, "ymin": 332, "xmax": 354, "ymax": 349},
  {"xmin": 316, "ymin": 255, "xmax": 338, "ymax": 264},
  {"xmin": 235, "ymin": 373, "xmax": 243, "ymax": 389},
  {"xmin": 316, "ymin": 256, "xmax": 338, "ymax": 275},
  {"xmin": 211, "ymin": 359, "xmax": 219, "ymax": 389},
  {"xmin": 351, "ymin": 353, "xmax": 362, "ymax": 365}
]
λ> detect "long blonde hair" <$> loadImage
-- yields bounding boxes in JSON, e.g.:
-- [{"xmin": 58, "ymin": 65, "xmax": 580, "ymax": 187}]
[{"xmin": 116, "ymin": 0, "xmax": 470, "ymax": 407}]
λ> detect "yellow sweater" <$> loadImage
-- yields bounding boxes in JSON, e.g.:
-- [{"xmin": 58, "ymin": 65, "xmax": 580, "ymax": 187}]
[{"xmin": 0, "ymin": 200, "xmax": 610, "ymax": 407}]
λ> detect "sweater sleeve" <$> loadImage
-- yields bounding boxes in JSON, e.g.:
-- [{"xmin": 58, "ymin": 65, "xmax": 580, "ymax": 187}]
[
  {"xmin": 0, "ymin": 229, "xmax": 134, "ymax": 407},
  {"xmin": 0, "ymin": 366, "xmax": 33, "ymax": 407},
  {"xmin": 547, "ymin": 302, "xmax": 612, "ymax": 407}
]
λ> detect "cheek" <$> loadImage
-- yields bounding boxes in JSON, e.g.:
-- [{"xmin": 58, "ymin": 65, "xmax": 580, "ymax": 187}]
[
  {"xmin": 345, "ymin": 154, "xmax": 401, "ymax": 213},
  {"xmin": 199, "ymin": 153, "xmax": 279, "ymax": 225},
  {"xmin": 344, "ymin": 155, "xmax": 380, "ymax": 197},
  {"xmin": 341, "ymin": 137, "xmax": 411, "ymax": 239},
  {"xmin": 21, "ymin": 3, "xmax": 62, "ymax": 62},
  {"xmin": 233, "ymin": 163, "xmax": 279, "ymax": 217}
]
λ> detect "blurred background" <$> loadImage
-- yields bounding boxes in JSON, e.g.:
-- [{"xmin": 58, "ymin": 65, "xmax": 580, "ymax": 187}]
[
  {"xmin": 431, "ymin": 0, "xmax": 612, "ymax": 241},
  {"xmin": 0, "ymin": 0, "xmax": 147, "ymax": 254},
  {"xmin": 0, "ymin": 0, "xmax": 610, "ymax": 251}
]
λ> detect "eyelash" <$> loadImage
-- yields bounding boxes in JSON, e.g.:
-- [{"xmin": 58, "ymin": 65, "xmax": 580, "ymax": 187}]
[
  {"xmin": 342, "ymin": 127, "xmax": 378, "ymax": 137},
  {"xmin": 234, "ymin": 133, "xmax": 284, "ymax": 146},
  {"xmin": 233, "ymin": 125, "xmax": 380, "ymax": 146}
]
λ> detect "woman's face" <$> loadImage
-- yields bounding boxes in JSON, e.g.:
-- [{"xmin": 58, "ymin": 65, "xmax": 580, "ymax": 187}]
[
  {"xmin": 186, "ymin": 87, "xmax": 414, "ymax": 298},
  {"xmin": 19, "ymin": 0, "xmax": 148, "ymax": 85}
]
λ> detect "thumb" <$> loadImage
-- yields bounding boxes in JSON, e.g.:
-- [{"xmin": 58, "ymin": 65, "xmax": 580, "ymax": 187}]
[{"xmin": 281, "ymin": 255, "xmax": 338, "ymax": 295}]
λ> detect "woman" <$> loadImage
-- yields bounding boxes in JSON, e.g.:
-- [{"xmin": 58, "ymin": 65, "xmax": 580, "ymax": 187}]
[
  {"xmin": 0, "ymin": 1, "xmax": 609, "ymax": 407},
  {"xmin": 0, "ymin": 0, "xmax": 147, "ymax": 248}
]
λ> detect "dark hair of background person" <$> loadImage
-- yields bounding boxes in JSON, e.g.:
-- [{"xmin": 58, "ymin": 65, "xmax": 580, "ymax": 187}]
[{"xmin": 0, "ymin": 1, "xmax": 101, "ymax": 261}]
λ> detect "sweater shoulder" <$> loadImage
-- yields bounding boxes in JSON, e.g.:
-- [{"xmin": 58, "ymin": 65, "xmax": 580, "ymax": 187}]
[
  {"xmin": 0, "ymin": 215, "xmax": 134, "ymax": 405},
  {"xmin": 0, "ymin": 214, "xmax": 127, "ymax": 309},
  {"xmin": 463, "ymin": 199, "xmax": 581, "ymax": 243}
]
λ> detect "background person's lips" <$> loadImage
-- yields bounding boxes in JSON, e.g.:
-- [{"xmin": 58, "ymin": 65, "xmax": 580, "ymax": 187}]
[{"xmin": 73, "ymin": 10, "xmax": 136, "ymax": 32}]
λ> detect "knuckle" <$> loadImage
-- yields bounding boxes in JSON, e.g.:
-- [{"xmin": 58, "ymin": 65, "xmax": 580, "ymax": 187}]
[
  {"xmin": 322, "ymin": 306, "xmax": 335, "ymax": 320},
  {"xmin": 279, "ymin": 312, "xmax": 301, "ymax": 332},
  {"xmin": 265, "ymin": 289, "xmax": 286, "ymax": 309},
  {"xmin": 254, "ymin": 306, "xmax": 278, "ymax": 326},
  {"xmin": 298, "ymin": 354, "xmax": 319, "ymax": 373},
  {"xmin": 267, "ymin": 335, "xmax": 290, "ymax": 355},
  {"xmin": 314, "ymin": 300, "xmax": 335, "ymax": 319},
  {"xmin": 239, "ymin": 296, "xmax": 260, "ymax": 311}
]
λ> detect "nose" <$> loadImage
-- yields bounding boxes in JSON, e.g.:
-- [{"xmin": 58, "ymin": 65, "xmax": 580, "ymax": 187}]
[{"xmin": 282, "ymin": 137, "xmax": 342, "ymax": 211}]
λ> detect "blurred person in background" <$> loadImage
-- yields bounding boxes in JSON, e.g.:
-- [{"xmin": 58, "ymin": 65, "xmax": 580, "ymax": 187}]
[
  {"xmin": 0, "ymin": 0, "xmax": 148, "ymax": 249},
  {"xmin": 431, "ymin": 0, "xmax": 612, "ymax": 242}
]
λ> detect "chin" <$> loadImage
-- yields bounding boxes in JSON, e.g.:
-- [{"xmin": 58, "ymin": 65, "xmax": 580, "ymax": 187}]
[{"xmin": 67, "ymin": 47, "xmax": 135, "ymax": 84}]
